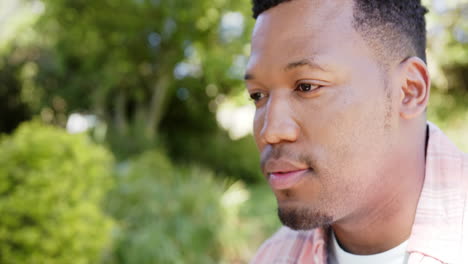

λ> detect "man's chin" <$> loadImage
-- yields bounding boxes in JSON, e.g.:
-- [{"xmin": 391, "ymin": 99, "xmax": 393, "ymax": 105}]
[{"xmin": 277, "ymin": 206, "xmax": 333, "ymax": 231}]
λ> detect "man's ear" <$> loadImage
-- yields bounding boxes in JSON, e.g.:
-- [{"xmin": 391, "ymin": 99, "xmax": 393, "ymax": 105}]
[{"xmin": 398, "ymin": 57, "xmax": 430, "ymax": 120}]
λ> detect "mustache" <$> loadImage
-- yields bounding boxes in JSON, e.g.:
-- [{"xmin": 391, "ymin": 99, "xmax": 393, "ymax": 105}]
[{"xmin": 260, "ymin": 145, "xmax": 315, "ymax": 173}]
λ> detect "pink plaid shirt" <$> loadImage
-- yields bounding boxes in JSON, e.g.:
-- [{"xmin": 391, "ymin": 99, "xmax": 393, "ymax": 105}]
[{"xmin": 251, "ymin": 122, "xmax": 468, "ymax": 264}]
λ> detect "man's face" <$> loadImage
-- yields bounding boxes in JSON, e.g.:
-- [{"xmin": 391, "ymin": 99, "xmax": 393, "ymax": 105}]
[{"xmin": 245, "ymin": 0, "xmax": 401, "ymax": 230}]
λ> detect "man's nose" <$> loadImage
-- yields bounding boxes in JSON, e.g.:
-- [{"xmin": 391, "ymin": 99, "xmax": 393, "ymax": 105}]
[{"xmin": 259, "ymin": 97, "xmax": 300, "ymax": 145}]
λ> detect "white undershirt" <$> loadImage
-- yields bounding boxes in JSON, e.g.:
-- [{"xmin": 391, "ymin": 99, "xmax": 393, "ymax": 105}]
[{"xmin": 328, "ymin": 231, "xmax": 409, "ymax": 264}]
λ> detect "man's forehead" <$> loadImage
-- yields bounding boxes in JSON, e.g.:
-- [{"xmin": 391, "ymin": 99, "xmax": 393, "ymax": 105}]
[
  {"xmin": 245, "ymin": 0, "xmax": 378, "ymax": 83},
  {"xmin": 248, "ymin": 35, "xmax": 328, "ymax": 71},
  {"xmin": 250, "ymin": 0, "xmax": 354, "ymax": 52},
  {"xmin": 252, "ymin": 0, "xmax": 351, "ymax": 36},
  {"xmin": 249, "ymin": 0, "xmax": 356, "ymax": 66}
]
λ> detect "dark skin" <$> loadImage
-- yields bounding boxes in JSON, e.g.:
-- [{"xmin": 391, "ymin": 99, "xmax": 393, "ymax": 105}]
[{"xmin": 245, "ymin": 0, "xmax": 430, "ymax": 255}]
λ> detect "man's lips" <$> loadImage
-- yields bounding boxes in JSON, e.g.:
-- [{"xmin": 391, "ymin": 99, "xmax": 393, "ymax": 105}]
[
  {"xmin": 264, "ymin": 160, "xmax": 310, "ymax": 190},
  {"xmin": 268, "ymin": 169, "xmax": 310, "ymax": 190}
]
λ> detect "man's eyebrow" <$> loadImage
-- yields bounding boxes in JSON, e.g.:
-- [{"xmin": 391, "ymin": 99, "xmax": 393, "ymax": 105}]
[
  {"xmin": 284, "ymin": 58, "xmax": 327, "ymax": 72},
  {"xmin": 244, "ymin": 58, "xmax": 327, "ymax": 81}
]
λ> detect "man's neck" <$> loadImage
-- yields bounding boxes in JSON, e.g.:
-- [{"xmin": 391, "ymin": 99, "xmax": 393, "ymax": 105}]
[{"xmin": 330, "ymin": 124, "xmax": 428, "ymax": 255}]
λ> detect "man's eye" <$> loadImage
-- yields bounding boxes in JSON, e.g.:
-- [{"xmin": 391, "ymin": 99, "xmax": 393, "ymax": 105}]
[
  {"xmin": 296, "ymin": 83, "xmax": 320, "ymax": 92},
  {"xmin": 250, "ymin": 92, "xmax": 266, "ymax": 102}
]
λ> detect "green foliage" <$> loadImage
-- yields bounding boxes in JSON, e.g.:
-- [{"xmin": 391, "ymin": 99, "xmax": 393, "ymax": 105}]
[
  {"xmin": 0, "ymin": 121, "xmax": 114, "ymax": 264},
  {"xmin": 105, "ymin": 151, "xmax": 227, "ymax": 264},
  {"xmin": 427, "ymin": 90, "xmax": 468, "ymax": 151},
  {"xmin": 239, "ymin": 184, "xmax": 280, "ymax": 248},
  {"xmin": 216, "ymin": 183, "xmax": 281, "ymax": 262},
  {"xmin": 0, "ymin": 0, "xmax": 256, "ymax": 164},
  {"xmin": 202, "ymin": 134, "xmax": 262, "ymax": 183},
  {"xmin": 164, "ymin": 130, "xmax": 263, "ymax": 183},
  {"xmin": 15, "ymin": 0, "xmax": 252, "ymax": 137},
  {"xmin": 0, "ymin": 56, "xmax": 31, "ymax": 133}
]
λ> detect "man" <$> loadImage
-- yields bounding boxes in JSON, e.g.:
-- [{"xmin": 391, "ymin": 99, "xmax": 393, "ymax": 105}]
[{"xmin": 245, "ymin": 0, "xmax": 468, "ymax": 263}]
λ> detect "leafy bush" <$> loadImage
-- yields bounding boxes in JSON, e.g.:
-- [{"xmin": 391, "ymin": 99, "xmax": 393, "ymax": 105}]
[
  {"xmin": 105, "ymin": 150, "xmax": 251, "ymax": 264},
  {"xmin": 238, "ymin": 184, "xmax": 281, "ymax": 259},
  {"xmin": 0, "ymin": 122, "xmax": 114, "ymax": 264},
  {"xmin": 165, "ymin": 131, "xmax": 264, "ymax": 184}
]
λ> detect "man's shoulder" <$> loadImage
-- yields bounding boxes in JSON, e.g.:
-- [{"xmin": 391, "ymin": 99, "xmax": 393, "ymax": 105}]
[
  {"xmin": 410, "ymin": 123, "xmax": 468, "ymax": 263},
  {"xmin": 427, "ymin": 122, "xmax": 468, "ymax": 179},
  {"xmin": 250, "ymin": 226, "xmax": 328, "ymax": 264}
]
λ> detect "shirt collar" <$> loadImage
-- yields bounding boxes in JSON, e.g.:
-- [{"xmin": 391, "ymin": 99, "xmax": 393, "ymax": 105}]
[{"xmin": 406, "ymin": 122, "xmax": 465, "ymax": 263}]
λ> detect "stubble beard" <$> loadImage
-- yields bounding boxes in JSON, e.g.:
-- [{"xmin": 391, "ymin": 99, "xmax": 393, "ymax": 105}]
[{"xmin": 277, "ymin": 206, "xmax": 333, "ymax": 230}]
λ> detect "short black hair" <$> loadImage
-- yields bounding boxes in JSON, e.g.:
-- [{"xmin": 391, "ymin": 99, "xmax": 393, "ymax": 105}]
[{"xmin": 252, "ymin": 0, "xmax": 428, "ymax": 64}]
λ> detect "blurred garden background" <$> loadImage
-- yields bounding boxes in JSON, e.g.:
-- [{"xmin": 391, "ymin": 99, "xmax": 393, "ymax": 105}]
[{"xmin": 0, "ymin": 0, "xmax": 467, "ymax": 263}]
